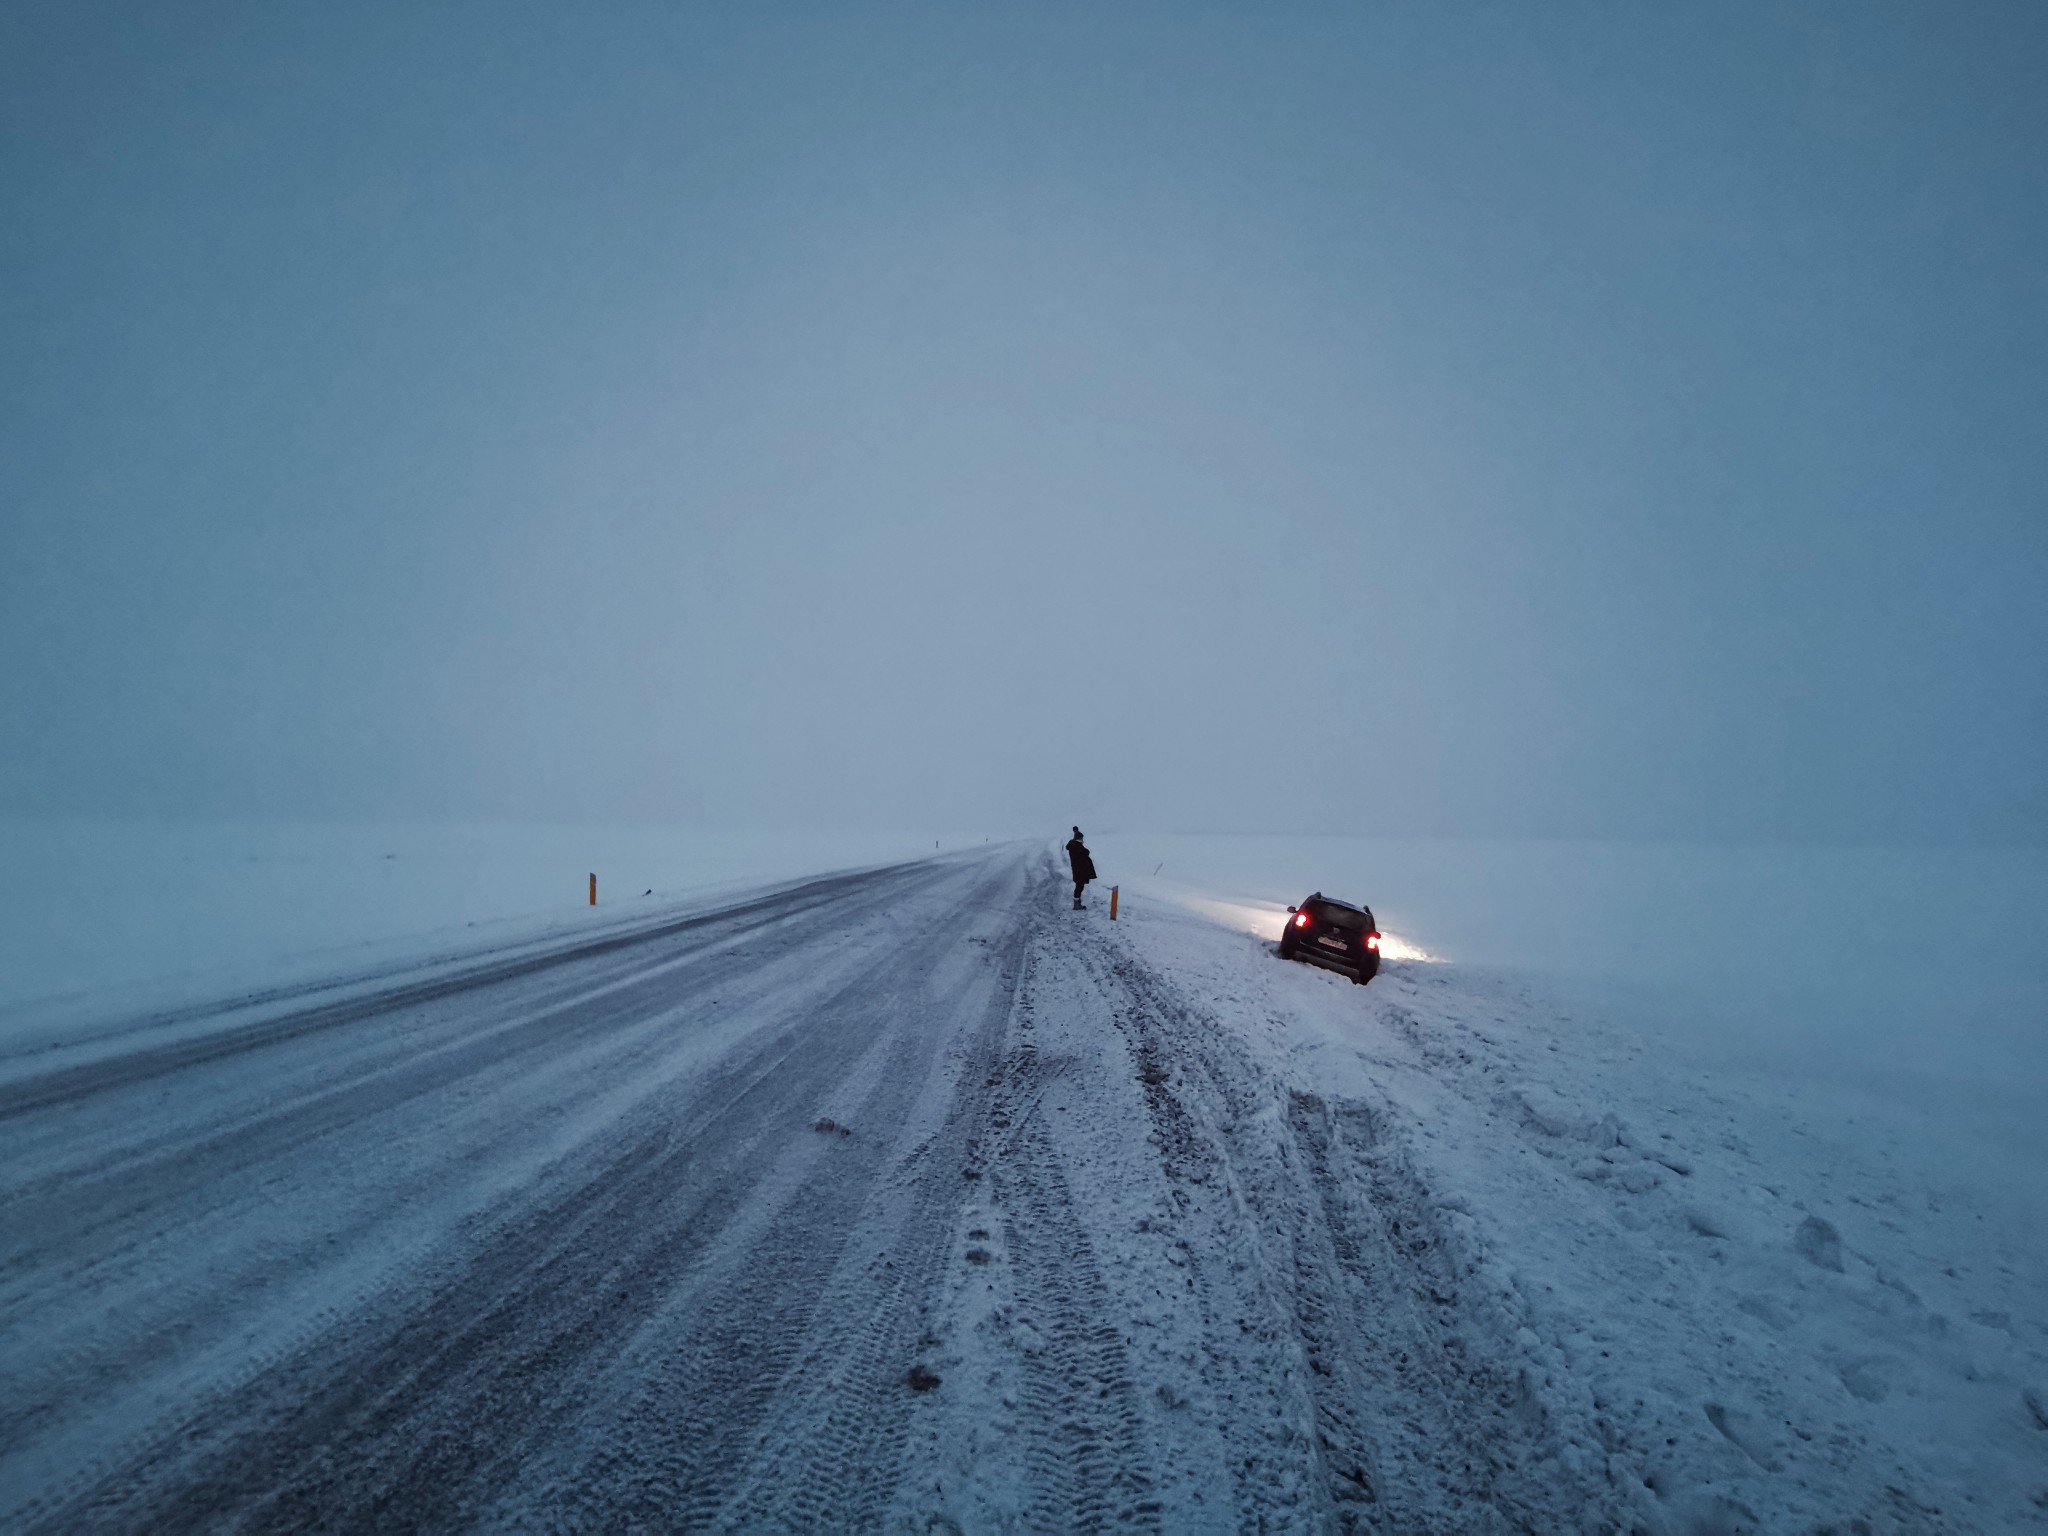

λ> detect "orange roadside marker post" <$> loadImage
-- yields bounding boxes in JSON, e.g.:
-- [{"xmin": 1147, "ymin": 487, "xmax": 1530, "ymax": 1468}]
[
  {"xmin": 589, "ymin": 873, "xmax": 597, "ymax": 907},
  {"xmin": 1109, "ymin": 885, "xmax": 1119, "ymax": 921}
]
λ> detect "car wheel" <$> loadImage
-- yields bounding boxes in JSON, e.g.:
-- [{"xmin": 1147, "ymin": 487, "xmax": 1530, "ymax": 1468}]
[
  {"xmin": 1277, "ymin": 939, "xmax": 1295, "ymax": 960},
  {"xmin": 1352, "ymin": 965, "xmax": 1371, "ymax": 986}
]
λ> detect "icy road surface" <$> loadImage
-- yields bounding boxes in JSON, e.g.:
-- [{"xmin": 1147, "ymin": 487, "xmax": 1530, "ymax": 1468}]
[
  {"xmin": 1, "ymin": 843, "xmax": 1608, "ymax": 1531},
  {"xmin": 6, "ymin": 841, "xmax": 2026, "ymax": 1531}
]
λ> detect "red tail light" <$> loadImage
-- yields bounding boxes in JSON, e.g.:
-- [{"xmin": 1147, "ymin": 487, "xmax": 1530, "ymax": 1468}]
[
  {"xmin": 1293, "ymin": 911, "xmax": 1311, "ymax": 929},
  {"xmin": 1365, "ymin": 932, "xmax": 1380, "ymax": 950}
]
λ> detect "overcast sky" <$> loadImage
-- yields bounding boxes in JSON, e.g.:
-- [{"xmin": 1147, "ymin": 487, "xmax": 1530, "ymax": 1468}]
[{"xmin": 3, "ymin": 2, "xmax": 2043, "ymax": 842}]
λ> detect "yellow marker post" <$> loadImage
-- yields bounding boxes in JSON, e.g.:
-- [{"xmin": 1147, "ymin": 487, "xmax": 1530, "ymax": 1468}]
[
  {"xmin": 589, "ymin": 873, "xmax": 597, "ymax": 907},
  {"xmin": 1109, "ymin": 885, "xmax": 1119, "ymax": 921}
]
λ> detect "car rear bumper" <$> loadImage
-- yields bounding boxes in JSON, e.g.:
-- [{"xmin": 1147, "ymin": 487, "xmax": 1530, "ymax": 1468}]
[{"xmin": 1293, "ymin": 945, "xmax": 1377, "ymax": 979}]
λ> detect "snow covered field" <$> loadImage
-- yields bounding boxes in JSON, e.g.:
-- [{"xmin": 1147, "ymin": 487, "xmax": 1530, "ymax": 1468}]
[
  {"xmin": 1096, "ymin": 833, "xmax": 2048, "ymax": 1530},
  {"xmin": 2, "ymin": 833, "xmax": 2042, "ymax": 1530}
]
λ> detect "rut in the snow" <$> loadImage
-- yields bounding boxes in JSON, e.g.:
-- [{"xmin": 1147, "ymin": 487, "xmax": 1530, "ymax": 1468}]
[
  {"xmin": 986, "ymin": 1003, "xmax": 1162, "ymax": 1532},
  {"xmin": 1077, "ymin": 931, "xmax": 1624, "ymax": 1533}
]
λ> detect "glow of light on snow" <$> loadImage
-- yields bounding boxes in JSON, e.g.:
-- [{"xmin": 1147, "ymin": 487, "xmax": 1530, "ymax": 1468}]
[
  {"xmin": 1374, "ymin": 932, "xmax": 1439, "ymax": 963},
  {"xmin": 1170, "ymin": 893, "xmax": 1441, "ymax": 963}
]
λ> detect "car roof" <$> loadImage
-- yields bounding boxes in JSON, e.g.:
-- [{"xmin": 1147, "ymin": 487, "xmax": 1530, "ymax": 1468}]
[{"xmin": 1304, "ymin": 892, "xmax": 1371, "ymax": 914}]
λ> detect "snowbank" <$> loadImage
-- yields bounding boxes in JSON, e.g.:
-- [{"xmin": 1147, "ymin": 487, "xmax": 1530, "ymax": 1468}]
[{"xmin": 1091, "ymin": 834, "xmax": 2048, "ymax": 1529}]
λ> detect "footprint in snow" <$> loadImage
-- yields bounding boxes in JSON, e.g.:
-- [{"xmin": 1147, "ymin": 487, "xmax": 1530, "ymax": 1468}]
[{"xmin": 1793, "ymin": 1214, "xmax": 1844, "ymax": 1271}]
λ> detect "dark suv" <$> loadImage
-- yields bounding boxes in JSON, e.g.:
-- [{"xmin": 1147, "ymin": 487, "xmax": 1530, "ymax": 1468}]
[{"xmin": 1277, "ymin": 893, "xmax": 1380, "ymax": 985}]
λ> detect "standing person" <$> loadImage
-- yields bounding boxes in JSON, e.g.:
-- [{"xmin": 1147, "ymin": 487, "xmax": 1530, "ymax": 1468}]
[{"xmin": 1065, "ymin": 827, "xmax": 1097, "ymax": 910}]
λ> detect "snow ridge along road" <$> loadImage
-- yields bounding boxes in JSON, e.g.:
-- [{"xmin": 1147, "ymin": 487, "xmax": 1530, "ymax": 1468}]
[{"xmin": 2, "ymin": 843, "xmax": 1612, "ymax": 1531}]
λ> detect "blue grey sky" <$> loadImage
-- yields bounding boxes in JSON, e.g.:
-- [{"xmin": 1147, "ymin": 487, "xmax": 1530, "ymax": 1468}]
[{"xmin": 4, "ymin": 2, "xmax": 2043, "ymax": 841}]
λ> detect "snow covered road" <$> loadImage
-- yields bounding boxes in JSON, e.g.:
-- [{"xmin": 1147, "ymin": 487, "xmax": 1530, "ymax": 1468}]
[
  {"xmin": 2, "ymin": 841, "xmax": 1621, "ymax": 1532},
  {"xmin": 2, "ymin": 848, "xmax": 1026, "ymax": 1530},
  {"xmin": 9, "ymin": 839, "xmax": 2027, "ymax": 1532}
]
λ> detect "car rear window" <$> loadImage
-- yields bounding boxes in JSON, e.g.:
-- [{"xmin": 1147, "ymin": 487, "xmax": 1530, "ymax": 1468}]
[{"xmin": 1307, "ymin": 901, "xmax": 1372, "ymax": 931}]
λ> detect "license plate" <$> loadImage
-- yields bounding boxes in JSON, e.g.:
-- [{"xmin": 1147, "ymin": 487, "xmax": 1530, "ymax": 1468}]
[{"xmin": 1316, "ymin": 935, "xmax": 1347, "ymax": 949}]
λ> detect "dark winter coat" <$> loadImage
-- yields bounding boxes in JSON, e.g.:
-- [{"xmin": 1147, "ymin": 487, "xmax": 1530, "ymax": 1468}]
[{"xmin": 1066, "ymin": 837, "xmax": 1097, "ymax": 885}]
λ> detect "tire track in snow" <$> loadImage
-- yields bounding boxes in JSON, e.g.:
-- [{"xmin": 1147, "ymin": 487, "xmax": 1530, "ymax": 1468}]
[
  {"xmin": 0, "ymin": 860, "xmax": 934, "ymax": 1121},
  {"xmin": 568, "ymin": 854, "xmax": 1037, "ymax": 1533},
  {"xmin": 0, "ymin": 862, "xmax": 957, "ymax": 1517},
  {"xmin": 5, "ymin": 849, "xmax": 1037, "ymax": 1534},
  {"xmin": 986, "ymin": 960, "xmax": 1162, "ymax": 1533},
  {"xmin": 1069, "ymin": 936, "xmax": 1345, "ymax": 1529},
  {"xmin": 18, "ymin": 968, "xmax": 895, "ymax": 1531},
  {"xmin": 707, "ymin": 901, "xmax": 1030, "ymax": 1531},
  {"xmin": 1067, "ymin": 914, "xmax": 1622, "ymax": 1532},
  {"xmin": 3, "ymin": 886, "xmax": 867, "ymax": 1269}
]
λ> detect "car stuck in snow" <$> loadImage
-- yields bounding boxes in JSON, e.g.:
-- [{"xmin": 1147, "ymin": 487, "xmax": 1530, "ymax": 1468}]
[{"xmin": 1277, "ymin": 893, "xmax": 1380, "ymax": 985}]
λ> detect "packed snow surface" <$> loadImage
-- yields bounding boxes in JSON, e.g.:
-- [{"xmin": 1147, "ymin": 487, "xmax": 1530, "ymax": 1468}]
[{"xmin": 2, "ymin": 838, "xmax": 2043, "ymax": 1530}]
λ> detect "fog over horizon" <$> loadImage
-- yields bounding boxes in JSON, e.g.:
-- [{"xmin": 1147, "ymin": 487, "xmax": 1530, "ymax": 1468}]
[{"xmin": 5, "ymin": 3, "xmax": 2044, "ymax": 846}]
